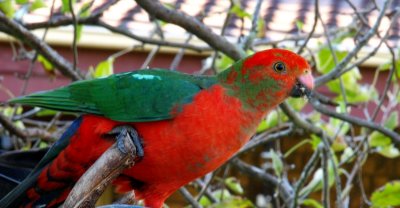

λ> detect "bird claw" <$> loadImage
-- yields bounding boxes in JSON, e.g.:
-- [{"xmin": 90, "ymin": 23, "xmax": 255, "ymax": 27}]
[{"xmin": 106, "ymin": 126, "xmax": 144, "ymax": 159}]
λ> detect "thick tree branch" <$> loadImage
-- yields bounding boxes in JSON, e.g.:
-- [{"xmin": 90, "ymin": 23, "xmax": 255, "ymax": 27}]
[
  {"xmin": 134, "ymin": 0, "xmax": 246, "ymax": 60},
  {"xmin": 0, "ymin": 12, "xmax": 83, "ymax": 80},
  {"xmin": 63, "ymin": 133, "xmax": 137, "ymax": 207}
]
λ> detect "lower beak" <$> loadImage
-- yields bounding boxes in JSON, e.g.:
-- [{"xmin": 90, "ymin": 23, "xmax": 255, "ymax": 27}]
[{"xmin": 290, "ymin": 72, "xmax": 314, "ymax": 98}]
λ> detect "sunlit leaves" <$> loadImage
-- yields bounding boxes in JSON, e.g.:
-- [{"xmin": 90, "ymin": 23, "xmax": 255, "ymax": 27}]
[
  {"xmin": 301, "ymin": 199, "xmax": 323, "ymax": 208},
  {"xmin": 61, "ymin": 0, "xmax": 75, "ymax": 13},
  {"xmin": 30, "ymin": 0, "xmax": 46, "ymax": 11},
  {"xmin": 256, "ymin": 110, "xmax": 279, "ymax": 133},
  {"xmin": 340, "ymin": 147, "xmax": 355, "ymax": 164},
  {"xmin": 369, "ymin": 112, "xmax": 399, "ymax": 158},
  {"xmin": 0, "ymin": 0, "xmax": 15, "ymax": 17},
  {"xmin": 209, "ymin": 198, "xmax": 255, "ymax": 208},
  {"xmin": 37, "ymin": 54, "xmax": 55, "ymax": 77},
  {"xmin": 316, "ymin": 46, "xmax": 378, "ymax": 103},
  {"xmin": 371, "ymin": 181, "xmax": 400, "ymax": 207},
  {"xmin": 93, "ymin": 58, "xmax": 114, "ymax": 78},
  {"xmin": 270, "ymin": 149, "xmax": 283, "ymax": 177},
  {"xmin": 0, "ymin": 106, "xmax": 25, "ymax": 129},
  {"xmin": 215, "ymin": 54, "xmax": 235, "ymax": 73},
  {"xmin": 225, "ymin": 177, "xmax": 244, "ymax": 195},
  {"xmin": 230, "ymin": 0, "xmax": 251, "ymax": 19}
]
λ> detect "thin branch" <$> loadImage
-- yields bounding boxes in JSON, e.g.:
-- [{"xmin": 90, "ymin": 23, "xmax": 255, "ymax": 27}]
[
  {"xmin": 231, "ymin": 158, "xmax": 294, "ymax": 205},
  {"xmin": 69, "ymin": 0, "xmax": 79, "ymax": 71},
  {"xmin": 98, "ymin": 20, "xmax": 208, "ymax": 52},
  {"xmin": 297, "ymin": 0, "xmax": 319, "ymax": 54},
  {"xmin": 315, "ymin": 0, "xmax": 391, "ymax": 87},
  {"xmin": 179, "ymin": 187, "xmax": 202, "ymax": 208},
  {"xmin": 309, "ymin": 96, "xmax": 400, "ymax": 142},
  {"xmin": 321, "ymin": 145, "xmax": 330, "ymax": 208},
  {"xmin": 279, "ymin": 102, "xmax": 323, "ymax": 136},
  {"xmin": 291, "ymin": 149, "xmax": 320, "ymax": 208},
  {"xmin": 235, "ymin": 124, "xmax": 295, "ymax": 157},
  {"xmin": 242, "ymin": 0, "xmax": 263, "ymax": 50}
]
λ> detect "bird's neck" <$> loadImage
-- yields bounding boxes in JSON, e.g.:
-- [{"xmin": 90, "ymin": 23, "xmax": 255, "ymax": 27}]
[{"xmin": 217, "ymin": 65, "xmax": 285, "ymax": 114}]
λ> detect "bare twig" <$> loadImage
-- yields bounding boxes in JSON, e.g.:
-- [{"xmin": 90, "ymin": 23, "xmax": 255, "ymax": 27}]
[
  {"xmin": 297, "ymin": 0, "xmax": 319, "ymax": 54},
  {"xmin": 179, "ymin": 187, "xmax": 202, "ymax": 208},
  {"xmin": 69, "ymin": 0, "xmax": 79, "ymax": 71},
  {"xmin": 231, "ymin": 158, "xmax": 294, "ymax": 204},
  {"xmin": 320, "ymin": 145, "xmax": 330, "ymax": 208},
  {"xmin": 315, "ymin": 0, "xmax": 390, "ymax": 87}
]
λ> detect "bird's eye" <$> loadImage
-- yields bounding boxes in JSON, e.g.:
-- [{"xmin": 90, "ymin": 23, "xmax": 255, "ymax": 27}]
[{"xmin": 273, "ymin": 62, "xmax": 286, "ymax": 74}]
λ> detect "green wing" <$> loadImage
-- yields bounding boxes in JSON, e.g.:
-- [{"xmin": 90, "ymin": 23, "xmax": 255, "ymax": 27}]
[{"xmin": 9, "ymin": 69, "xmax": 217, "ymax": 122}]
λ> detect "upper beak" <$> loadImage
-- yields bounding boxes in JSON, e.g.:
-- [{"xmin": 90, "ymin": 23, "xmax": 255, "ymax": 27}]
[{"xmin": 290, "ymin": 70, "xmax": 314, "ymax": 98}]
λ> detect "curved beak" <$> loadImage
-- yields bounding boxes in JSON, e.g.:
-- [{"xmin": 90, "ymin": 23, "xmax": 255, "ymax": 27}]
[{"xmin": 290, "ymin": 70, "xmax": 314, "ymax": 98}]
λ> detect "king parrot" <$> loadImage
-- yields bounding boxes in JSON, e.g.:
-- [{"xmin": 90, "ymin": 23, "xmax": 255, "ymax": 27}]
[{"xmin": 1, "ymin": 49, "xmax": 314, "ymax": 208}]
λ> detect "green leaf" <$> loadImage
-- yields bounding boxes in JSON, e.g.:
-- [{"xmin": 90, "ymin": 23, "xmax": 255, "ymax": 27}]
[
  {"xmin": 210, "ymin": 197, "xmax": 255, "ymax": 208},
  {"xmin": 384, "ymin": 112, "xmax": 398, "ymax": 130},
  {"xmin": 270, "ymin": 149, "xmax": 283, "ymax": 177},
  {"xmin": 1, "ymin": 106, "xmax": 23, "ymax": 116},
  {"xmin": 371, "ymin": 181, "xmax": 400, "ymax": 207},
  {"xmin": 377, "ymin": 145, "xmax": 400, "ymax": 158},
  {"xmin": 302, "ymin": 199, "xmax": 323, "ymax": 208},
  {"xmin": 74, "ymin": 2, "xmax": 92, "ymax": 42},
  {"xmin": 215, "ymin": 54, "xmax": 234, "ymax": 73},
  {"xmin": 316, "ymin": 47, "xmax": 348, "ymax": 74},
  {"xmin": 37, "ymin": 54, "xmax": 54, "ymax": 73},
  {"xmin": 300, "ymin": 156, "xmax": 338, "ymax": 196},
  {"xmin": 78, "ymin": 2, "xmax": 91, "ymax": 17},
  {"xmin": 296, "ymin": 20, "xmax": 304, "ymax": 31},
  {"xmin": 317, "ymin": 46, "xmax": 378, "ymax": 103},
  {"xmin": 340, "ymin": 147, "xmax": 354, "ymax": 164},
  {"xmin": 15, "ymin": 0, "xmax": 28, "ymax": 4},
  {"xmin": 256, "ymin": 110, "xmax": 280, "ymax": 132},
  {"xmin": 30, "ymin": 0, "xmax": 46, "ymax": 11},
  {"xmin": 230, "ymin": 4, "xmax": 251, "ymax": 19},
  {"xmin": 39, "ymin": 141, "xmax": 48, "ymax": 148},
  {"xmin": 61, "ymin": 0, "xmax": 75, "ymax": 13},
  {"xmin": 310, "ymin": 134, "xmax": 321, "ymax": 150},
  {"xmin": 0, "ymin": 0, "xmax": 15, "ymax": 18},
  {"xmin": 256, "ymin": 17, "xmax": 265, "ymax": 38},
  {"xmin": 225, "ymin": 177, "xmax": 244, "ymax": 195},
  {"xmin": 93, "ymin": 58, "xmax": 114, "ymax": 78},
  {"xmin": 369, "ymin": 132, "xmax": 391, "ymax": 147},
  {"xmin": 287, "ymin": 97, "xmax": 307, "ymax": 111}
]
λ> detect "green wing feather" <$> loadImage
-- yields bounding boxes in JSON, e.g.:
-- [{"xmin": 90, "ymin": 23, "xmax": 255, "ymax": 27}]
[{"xmin": 9, "ymin": 69, "xmax": 217, "ymax": 122}]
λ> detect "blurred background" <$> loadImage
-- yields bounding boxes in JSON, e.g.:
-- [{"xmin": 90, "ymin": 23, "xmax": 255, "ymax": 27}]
[{"xmin": 0, "ymin": 0, "xmax": 399, "ymax": 207}]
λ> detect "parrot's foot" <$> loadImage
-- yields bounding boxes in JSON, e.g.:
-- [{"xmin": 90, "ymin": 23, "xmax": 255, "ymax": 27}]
[{"xmin": 106, "ymin": 125, "xmax": 144, "ymax": 159}]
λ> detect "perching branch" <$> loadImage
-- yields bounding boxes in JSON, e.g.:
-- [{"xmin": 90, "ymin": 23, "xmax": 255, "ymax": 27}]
[{"xmin": 63, "ymin": 132, "xmax": 138, "ymax": 208}]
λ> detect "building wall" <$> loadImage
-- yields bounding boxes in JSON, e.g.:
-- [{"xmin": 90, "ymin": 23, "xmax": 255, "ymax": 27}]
[{"xmin": 0, "ymin": 42, "xmax": 204, "ymax": 101}]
